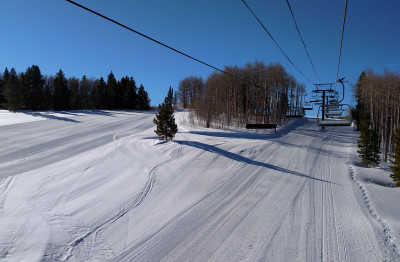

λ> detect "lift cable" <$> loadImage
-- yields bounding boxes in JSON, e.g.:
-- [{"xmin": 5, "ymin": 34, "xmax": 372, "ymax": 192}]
[
  {"xmin": 285, "ymin": 0, "xmax": 321, "ymax": 83},
  {"xmin": 335, "ymin": 0, "xmax": 349, "ymax": 89},
  {"xmin": 241, "ymin": 0, "xmax": 314, "ymax": 84},
  {"xmin": 65, "ymin": 0, "xmax": 239, "ymax": 80}
]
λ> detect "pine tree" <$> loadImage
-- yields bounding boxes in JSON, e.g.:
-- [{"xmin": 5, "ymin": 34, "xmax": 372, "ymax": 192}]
[
  {"xmin": 167, "ymin": 86, "xmax": 174, "ymax": 106},
  {"xmin": 105, "ymin": 71, "xmax": 117, "ymax": 109},
  {"xmin": 0, "ymin": 68, "xmax": 10, "ymax": 108},
  {"xmin": 173, "ymin": 91, "xmax": 178, "ymax": 106},
  {"xmin": 122, "ymin": 76, "xmax": 137, "ymax": 110},
  {"xmin": 80, "ymin": 75, "xmax": 91, "ymax": 109},
  {"xmin": 390, "ymin": 128, "xmax": 400, "ymax": 187},
  {"xmin": 92, "ymin": 77, "xmax": 106, "ymax": 109},
  {"xmin": 137, "ymin": 84, "xmax": 151, "ymax": 110},
  {"xmin": 3, "ymin": 68, "xmax": 25, "ymax": 112},
  {"xmin": 369, "ymin": 128, "xmax": 381, "ymax": 166},
  {"xmin": 357, "ymin": 111, "xmax": 380, "ymax": 166},
  {"xmin": 53, "ymin": 69, "xmax": 70, "ymax": 110},
  {"xmin": 153, "ymin": 95, "xmax": 178, "ymax": 140},
  {"xmin": 24, "ymin": 65, "xmax": 45, "ymax": 111}
]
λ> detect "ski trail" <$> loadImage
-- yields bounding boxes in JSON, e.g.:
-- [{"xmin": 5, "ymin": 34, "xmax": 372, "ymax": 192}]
[
  {"xmin": 348, "ymin": 163, "xmax": 400, "ymax": 261},
  {"xmin": 59, "ymin": 141, "xmax": 184, "ymax": 261},
  {"xmin": 0, "ymin": 176, "xmax": 15, "ymax": 210}
]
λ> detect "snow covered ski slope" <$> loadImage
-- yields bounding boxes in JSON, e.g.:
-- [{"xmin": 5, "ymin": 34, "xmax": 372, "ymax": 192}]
[{"xmin": 0, "ymin": 110, "xmax": 399, "ymax": 261}]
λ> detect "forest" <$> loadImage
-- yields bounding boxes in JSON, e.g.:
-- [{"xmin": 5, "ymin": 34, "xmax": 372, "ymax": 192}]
[
  {"xmin": 353, "ymin": 70, "xmax": 400, "ymax": 186},
  {"xmin": 0, "ymin": 65, "xmax": 151, "ymax": 112},
  {"xmin": 176, "ymin": 61, "xmax": 306, "ymax": 129}
]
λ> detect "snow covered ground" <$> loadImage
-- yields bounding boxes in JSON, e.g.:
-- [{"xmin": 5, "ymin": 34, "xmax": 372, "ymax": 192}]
[{"xmin": 0, "ymin": 110, "xmax": 399, "ymax": 261}]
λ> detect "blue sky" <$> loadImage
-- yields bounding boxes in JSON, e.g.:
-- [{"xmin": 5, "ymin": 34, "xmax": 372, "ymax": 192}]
[{"xmin": 1, "ymin": 0, "xmax": 399, "ymax": 112}]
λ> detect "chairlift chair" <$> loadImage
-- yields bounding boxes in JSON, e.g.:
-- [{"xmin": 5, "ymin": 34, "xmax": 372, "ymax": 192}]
[
  {"xmin": 303, "ymin": 102, "xmax": 313, "ymax": 110},
  {"xmin": 317, "ymin": 104, "xmax": 352, "ymax": 127},
  {"xmin": 325, "ymin": 112, "xmax": 343, "ymax": 117},
  {"xmin": 326, "ymin": 105, "xmax": 341, "ymax": 111}
]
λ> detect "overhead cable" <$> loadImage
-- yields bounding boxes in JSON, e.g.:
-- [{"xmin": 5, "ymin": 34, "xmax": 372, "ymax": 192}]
[
  {"xmin": 65, "ymin": 0, "xmax": 238, "ymax": 79},
  {"xmin": 285, "ymin": 0, "xmax": 321, "ymax": 83},
  {"xmin": 335, "ymin": 0, "xmax": 349, "ymax": 88},
  {"xmin": 241, "ymin": 0, "xmax": 314, "ymax": 84}
]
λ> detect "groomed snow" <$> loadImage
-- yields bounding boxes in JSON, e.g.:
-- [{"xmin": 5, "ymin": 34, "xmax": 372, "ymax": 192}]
[
  {"xmin": 0, "ymin": 110, "xmax": 399, "ymax": 261},
  {"xmin": 0, "ymin": 110, "xmax": 45, "ymax": 126}
]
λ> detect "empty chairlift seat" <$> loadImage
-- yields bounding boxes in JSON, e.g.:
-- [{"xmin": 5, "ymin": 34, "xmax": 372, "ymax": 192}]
[{"xmin": 317, "ymin": 104, "xmax": 352, "ymax": 127}]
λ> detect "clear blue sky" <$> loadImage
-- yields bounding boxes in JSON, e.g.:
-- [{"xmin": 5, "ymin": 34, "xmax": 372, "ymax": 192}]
[{"xmin": 1, "ymin": 0, "xmax": 399, "ymax": 112}]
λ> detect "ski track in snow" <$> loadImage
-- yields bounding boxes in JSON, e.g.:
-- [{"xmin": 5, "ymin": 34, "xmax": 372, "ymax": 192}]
[
  {"xmin": 348, "ymin": 162, "xmax": 400, "ymax": 261},
  {"xmin": 0, "ymin": 111, "xmax": 399, "ymax": 261},
  {"xmin": 58, "ymin": 143, "xmax": 184, "ymax": 262}
]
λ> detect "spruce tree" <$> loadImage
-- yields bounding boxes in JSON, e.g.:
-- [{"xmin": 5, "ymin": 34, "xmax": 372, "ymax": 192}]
[
  {"xmin": 123, "ymin": 76, "xmax": 137, "ymax": 110},
  {"xmin": 3, "ymin": 68, "xmax": 25, "ymax": 112},
  {"xmin": 369, "ymin": 128, "xmax": 381, "ymax": 166},
  {"xmin": 0, "ymin": 68, "xmax": 10, "ymax": 108},
  {"xmin": 153, "ymin": 94, "xmax": 178, "ymax": 140},
  {"xmin": 105, "ymin": 71, "xmax": 117, "ymax": 109},
  {"xmin": 53, "ymin": 69, "xmax": 70, "ymax": 110},
  {"xmin": 92, "ymin": 77, "xmax": 106, "ymax": 109},
  {"xmin": 24, "ymin": 65, "xmax": 45, "ymax": 111},
  {"xmin": 357, "ymin": 111, "xmax": 380, "ymax": 166},
  {"xmin": 167, "ymin": 86, "xmax": 174, "ymax": 106},
  {"xmin": 390, "ymin": 128, "xmax": 400, "ymax": 187},
  {"xmin": 80, "ymin": 75, "xmax": 91, "ymax": 109},
  {"xmin": 137, "ymin": 84, "xmax": 151, "ymax": 110}
]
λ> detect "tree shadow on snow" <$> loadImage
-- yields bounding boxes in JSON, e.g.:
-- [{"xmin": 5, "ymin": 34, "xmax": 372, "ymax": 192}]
[
  {"xmin": 175, "ymin": 140, "xmax": 341, "ymax": 185},
  {"xmin": 23, "ymin": 111, "xmax": 80, "ymax": 123}
]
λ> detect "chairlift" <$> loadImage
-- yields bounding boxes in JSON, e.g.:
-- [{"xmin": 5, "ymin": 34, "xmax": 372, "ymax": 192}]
[
  {"xmin": 325, "ymin": 112, "xmax": 343, "ymax": 117},
  {"xmin": 329, "ymin": 99, "xmax": 339, "ymax": 104},
  {"xmin": 326, "ymin": 105, "xmax": 341, "ymax": 111},
  {"xmin": 303, "ymin": 102, "xmax": 313, "ymax": 110},
  {"xmin": 317, "ymin": 104, "xmax": 352, "ymax": 127}
]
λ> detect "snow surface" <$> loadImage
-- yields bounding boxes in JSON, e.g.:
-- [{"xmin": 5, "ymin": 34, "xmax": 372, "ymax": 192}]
[{"xmin": 0, "ymin": 110, "xmax": 399, "ymax": 261}]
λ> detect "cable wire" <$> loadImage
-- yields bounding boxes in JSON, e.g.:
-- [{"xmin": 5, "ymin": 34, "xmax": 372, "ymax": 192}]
[
  {"xmin": 65, "ymin": 0, "xmax": 239, "ymax": 79},
  {"xmin": 335, "ymin": 0, "xmax": 349, "ymax": 89},
  {"xmin": 241, "ymin": 0, "xmax": 314, "ymax": 84},
  {"xmin": 285, "ymin": 0, "xmax": 321, "ymax": 83}
]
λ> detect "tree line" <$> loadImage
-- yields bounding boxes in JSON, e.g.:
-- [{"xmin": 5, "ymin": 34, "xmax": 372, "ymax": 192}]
[
  {"xmin": 177, "ymin": 61, "xmax": 305, "ymax": 128},
  {"xmin": 353, "ymin": 70, "xmax": 400, "ymax": 186},
  {"xmin": 0, "ymin": 65, "xmax": 151, "ymax": 112}
]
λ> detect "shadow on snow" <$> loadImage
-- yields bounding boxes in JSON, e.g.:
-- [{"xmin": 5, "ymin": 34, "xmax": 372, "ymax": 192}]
[{"xmin": 175, "ymin": 140, "xmax": 340, "ymax": 185}]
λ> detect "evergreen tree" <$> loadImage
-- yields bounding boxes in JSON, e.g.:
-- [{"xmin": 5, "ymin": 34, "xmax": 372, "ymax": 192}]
[
  {"xmin": 68, "ymin": 77, "xmax": 80, "ymax": 109},
  {"xmin": 3, "ymin": 68, "xmax": 25, "ymax": 112},
  {"xmin": 92, "ymin": 77, "xmax": 106, "ymax": 109},
  {"xmin": 105, "ymin": 71, "xmax": 117, "ymax": 109},
  {"xmin": 80, "ymin": 75, "xmax": 91, "ymax": 109},
  {"xmin": 352, "ymin": 71, "xmax": 367, "ymax": 131},
  {"xmin": 43, "ymin": 78, "xmax": 53, "ymax": 110},
  {"xmin": 0, "ymin": 68, "xmax": 10, "ymax": 108},
  {"xmin": 53, "ymin": 69, "xmax": 70, "ymax": 110},
  {"xmin": 137, "ymin": 84, "xmax": 151, "ymax": 110},
  {"xmin": 173, "ymin": 91, "xmax": 178, "ymax": 106},
  {"xmin": 122, "ymin": 76, "xmax": 137, "ymax": 109},
  {"xmin": 357, "ymin": 111, "xmax": 380, "ymax": 166},
  {"xmin": 24, "ymin": 65, "xmax": 45, "ymax": 111},
  {"xmin": 390, "ymin": 128, "xmax": 400, "ymax": 187},
  {"xmin": 369, "ymin": 128, "xmax": 381, "ymax": 165},
  {"xmin": 153, "ymin": 94, "xmax": 178, "ymax": 140},
  {"xmin": 167, "ymin": 86, "xmax": 174, "ymax": 106}
]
